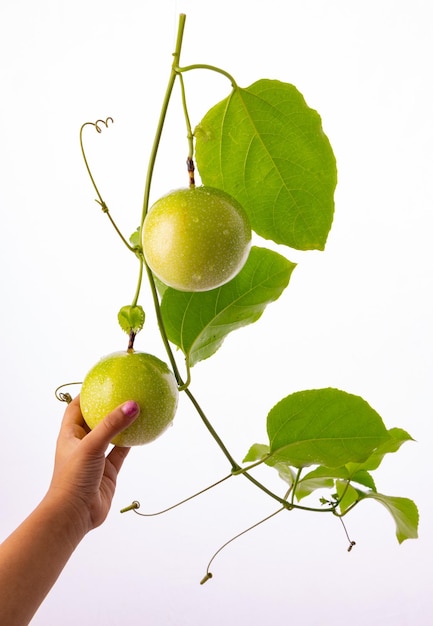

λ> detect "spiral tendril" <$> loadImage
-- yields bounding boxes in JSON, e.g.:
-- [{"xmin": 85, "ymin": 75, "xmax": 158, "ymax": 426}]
[
  {"xmin": 54, "ymin": 382, "xmax": 82, "ymax": 403},
  {"xmin": 84, "ymin": 117, "xmax": 114, "ymax": 134}
]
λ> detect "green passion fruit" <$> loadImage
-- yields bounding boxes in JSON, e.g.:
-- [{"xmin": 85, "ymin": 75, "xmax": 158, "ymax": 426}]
[
  {"xmin": 80, "ymin": 350, "xmax": 179, "ymax": 446},
  {"xmin": 142, "ymin": 186, "xmax": 252, "ymax": 292}
]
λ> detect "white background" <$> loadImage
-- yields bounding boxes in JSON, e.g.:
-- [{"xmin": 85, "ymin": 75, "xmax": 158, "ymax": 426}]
[{"xmin": 1, "ymin": 1, "xmax": 432, "ymax": 624}]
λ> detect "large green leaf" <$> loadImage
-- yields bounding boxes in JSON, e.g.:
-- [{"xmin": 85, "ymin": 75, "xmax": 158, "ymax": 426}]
[
  {"xmin": 267, "ymin": 388, "xmax": 390, "ymax": 469},
  {"xmin": 160, "ymin": 246, "xmax": 295, "ymax": 366},
  {"xmin": 364, "ymin": 493, "xmax": 419, "ymax": 543},
  {"xmin": 195, "ymin": 79, "xmax": 337, "ymax": 251}
]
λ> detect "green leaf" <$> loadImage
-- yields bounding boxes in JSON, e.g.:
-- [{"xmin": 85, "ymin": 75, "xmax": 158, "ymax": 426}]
[
  {"xmin": 243, "ymin": 443, "xmax": 296, "ymax": 488},
  {"xmin": 349, "ymin": 470, "xmax": 376, "ymax": 491},
  {"xmin": 243, "ymin": 443, "xmax": 270, "ymax": 463},
  {"xmin": 195, "ymin": 79, "xmax": 337, "ymax": 251},
  {"xmin": 272, "ymin": 462, "xmax": 297, "ymax": 488},
  {"xmin": 364, "ymin": 493, "xmax": 419, "ymax": 543},
  {"xmin": 346, "ymin": 427, "xmax": 414, "ymax": 473},
  {"xmin": 267, "ymin": 388, "xmax": 390, "ymax": 469},
  {"xmin": 129, "ymin": 227, "xmax": 140, "ymax": 247},
  {"xmin": 295, "ymin": 466, "xmax": 376, "ymax": 502},
  {"xmin": 295, "ymin": 475, "xmax": 335, "ymax": 501},
  {"xmin": 160, "ymin": 246, "xmax": 295, "ymax": 366},
  {"xmin": 335, "ymin": 480, "xmax": 361, "ymax": 514},
  {"xmin": 117, "ymin": 305, "xmax": 145, "ymax": 334}
]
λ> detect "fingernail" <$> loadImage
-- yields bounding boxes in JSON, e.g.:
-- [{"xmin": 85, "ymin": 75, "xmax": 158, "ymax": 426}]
[{"xmin": 121, "ymin": 401, "xmax": 140, "ymax": 418}]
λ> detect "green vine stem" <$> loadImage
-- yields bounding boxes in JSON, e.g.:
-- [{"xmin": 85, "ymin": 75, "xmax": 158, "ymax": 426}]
[
  {"xmin": 144, "ymin": 264, "xmax": 189, "ymax": 388},
  {"xmin": 139, "ymin": 13, "xmax": 187, "ymax": 230},
  {"xmin": 183, "ymin": 386, "xmax": 241, "ymax": 472},
  {"xmin": 127, "ymin": 14, "xmax": 362, "ymax": 524}
]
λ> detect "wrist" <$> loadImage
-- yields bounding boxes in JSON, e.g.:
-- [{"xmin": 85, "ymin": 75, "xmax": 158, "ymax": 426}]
[{"xmin": 38, "ymin": 490, "xmax": 92, "ymax": 547}]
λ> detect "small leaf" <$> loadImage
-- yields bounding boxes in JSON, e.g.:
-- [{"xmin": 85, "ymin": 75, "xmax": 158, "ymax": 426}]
[
  {"xmin": 243, "ymin": 443, "xmax": 270, "ymax": 463},
  {"xmin": 272, "ymin": 462, "xmax": 297, "ymax": 488},
  {"xmin": 349, "ymin": 470, "xmax": 376, "ymax": 492},
  {"xmin": 297, "ymin": 466, "xmax": 348, "ymax": 501},
  {"xmin": 295, "ymin": 466, "xmax": 375, "ymax": 502},
  {"xmin": 364, "ymin": 493, "xmax": 419, "ymax": 543},
  {"xmin": 267, "ymin": 388, "xmax": 390, "ymax": 469},
  {"xmin": 160, "ymin": 246, "xmax": 295, "ymax": 366},
  {"xmin": 195, "ymin": 79, "xmax": 337, "ymax": 251},
  {"xmin": 335, "ymin": 480, "xmax": 361, "ymax": 514},
  {"xmin": 243, "ymin": 443, "xmax": 295, "ymax": 487},
  {"xmin": 295, "ymin": 475, "xmax": 335, "ymax": 501},
  {"xmin": 129, "ymin": 227, "xmax": 140, "ymax": 247},
  {"xmin": 117, "ymin": 305, "xmax": 145, "ymax": 334}
]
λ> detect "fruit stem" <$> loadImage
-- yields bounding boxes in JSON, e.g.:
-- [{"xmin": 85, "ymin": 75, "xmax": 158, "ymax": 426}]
[
  {"xmin": 127, "ymin": 331, "xmax": 136, "ymax": 351},
  {"xmin": 178, "ymin": 72, "xmax": 195, "ymax": 186},
  {"xmin": 187, "ymin": 156, "xmax": 195, "ymax": 188}
]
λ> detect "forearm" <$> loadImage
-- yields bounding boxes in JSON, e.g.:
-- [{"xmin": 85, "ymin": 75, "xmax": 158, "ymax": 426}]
[{"xmin": 0, "ymin": 494, "xmax": 87, "ymax": 626}]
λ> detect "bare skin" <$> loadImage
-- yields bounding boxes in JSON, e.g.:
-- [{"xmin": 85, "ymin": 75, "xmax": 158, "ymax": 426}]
[{"xmin": 0, "ymin": 396, "xmax": 140, "ymax": 626}]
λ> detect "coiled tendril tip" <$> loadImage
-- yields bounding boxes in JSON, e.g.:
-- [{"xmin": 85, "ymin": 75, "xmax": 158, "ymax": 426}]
[{"xmin": 55, "ymin": 382, "xmax": 82, "ymax": 404}]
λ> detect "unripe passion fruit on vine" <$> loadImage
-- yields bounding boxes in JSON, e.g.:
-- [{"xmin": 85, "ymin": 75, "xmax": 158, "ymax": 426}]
[
  {"xmin": 142, "ymin": 186, "xmax": 252, "ymax": 292},
  {"xmin": 80, "ymin": 351, "xmax": 179, "ymax": 446}
]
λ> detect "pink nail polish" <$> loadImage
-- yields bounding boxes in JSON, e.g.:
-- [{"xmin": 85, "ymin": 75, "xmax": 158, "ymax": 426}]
[{"xmin": 121, "ymin": 401, "xmax": 140, "ymax": 418}]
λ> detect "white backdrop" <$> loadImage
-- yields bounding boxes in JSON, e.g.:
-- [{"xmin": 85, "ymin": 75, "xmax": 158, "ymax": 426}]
[{"xmin": 1, "ymin": 1, "xmax": 432, "ymax": 624}]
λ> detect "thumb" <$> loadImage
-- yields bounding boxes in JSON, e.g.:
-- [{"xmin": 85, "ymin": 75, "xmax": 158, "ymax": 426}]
[{"xmin": 84, "ymin": 401, "xmax": 140, "ymax": 453}]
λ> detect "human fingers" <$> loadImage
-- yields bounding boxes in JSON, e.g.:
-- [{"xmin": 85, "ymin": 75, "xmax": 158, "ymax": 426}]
[
  {"xmin": 105, "ymin": 444, "xmax": 131, "ymax": 475},
  {"xmin": 57, "ymin": 395, "xmax": 88, "ymax": 443},
  {"xmin": 59, "ymin": 395, "xmax": 82, "ymax": 426},
  {"xmin": 81, "ymin": 401, "xmax": 140, "ymax": 456}
]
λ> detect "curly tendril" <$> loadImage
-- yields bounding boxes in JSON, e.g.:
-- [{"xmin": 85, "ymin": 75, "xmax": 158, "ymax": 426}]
[
  {"xmin": 94, "ymin": 117, "xmax": 114, "ymax": 133},
  {"xmin": 79, "ymin": 117, "xmax": 114, "ymax": 206},
  {"xmin": 79, "ymin": 116, "xmax": 135, "ymax": 252},
  {"xmin": 54, "ymin": 382, "xmax": 82, "ymax": 404}
]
